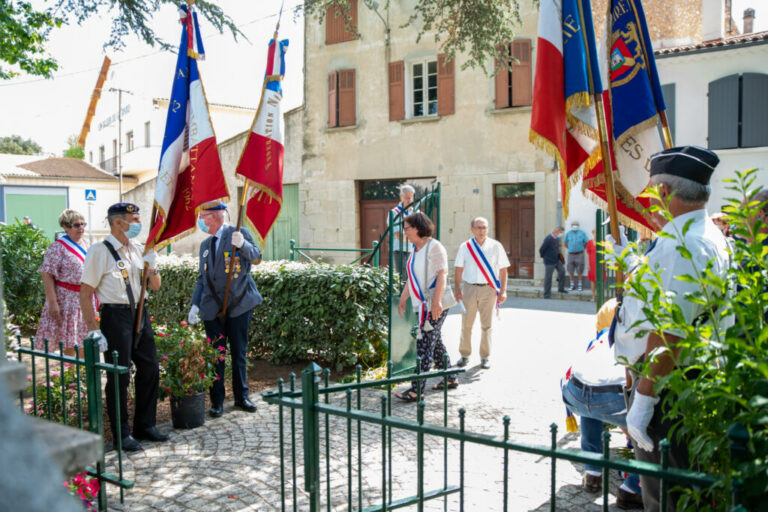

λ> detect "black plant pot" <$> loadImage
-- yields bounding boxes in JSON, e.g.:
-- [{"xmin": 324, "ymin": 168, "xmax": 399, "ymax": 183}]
[{"xmin": 170, "ymin": 392, "xmax": 206, "ymax": 429}]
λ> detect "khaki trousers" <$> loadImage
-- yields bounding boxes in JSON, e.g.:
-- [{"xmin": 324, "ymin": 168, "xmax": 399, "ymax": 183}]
[{"xmin": 459, "ymin": 284, "xmax": 497, "ymax": 360}]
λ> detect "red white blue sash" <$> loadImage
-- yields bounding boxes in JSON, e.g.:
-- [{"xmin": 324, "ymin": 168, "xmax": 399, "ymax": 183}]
[
  {"xmin": 406, "ymin": 250, "xmax": 428, "ymax": 329},
  {"xmin": 57, "ymin": 235, "xmax": 87, "ymax": 264},
  {"xmin": 465, "ymin": 238, "xmax": 501, "ymax": 309}
]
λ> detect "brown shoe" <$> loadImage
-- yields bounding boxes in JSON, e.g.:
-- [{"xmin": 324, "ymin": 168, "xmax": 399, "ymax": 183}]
[
  {"xmin": 582, "ymin": 472, "xmax": 601, "ymax": 493},
  {"xmin": 616, "ymin": 488, "xmax": 643, "ymax": 509}
]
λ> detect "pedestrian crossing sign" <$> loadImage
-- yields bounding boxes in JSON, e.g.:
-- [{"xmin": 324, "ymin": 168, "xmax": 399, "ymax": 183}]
[{"xmin": 85, "ymin": 189, "xmax": 97, "ymax": 202}]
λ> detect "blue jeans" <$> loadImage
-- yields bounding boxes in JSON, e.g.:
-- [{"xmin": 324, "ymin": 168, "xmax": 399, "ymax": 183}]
[{"xmin": 562, "ymin": 378, "xmax": 641, "ymax": 494}]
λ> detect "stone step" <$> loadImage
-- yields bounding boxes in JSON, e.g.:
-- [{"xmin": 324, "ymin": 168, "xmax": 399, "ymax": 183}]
[
  {"xmin": 0, "ymin": 360, "xmax": 28, "ymax": 395},
  {"xmin": 29, "ymin": 415, "xmax": 103, "ymax": 476},
  {"xmin": 506, "ymin": 284, "xmax": 595, "ymax": 302}
]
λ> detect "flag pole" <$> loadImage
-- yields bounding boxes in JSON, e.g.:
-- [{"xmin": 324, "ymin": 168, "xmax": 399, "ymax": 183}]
[
  {"xmin": 218, "ymin": 18, "xmax": 282, "ymax": 319},
  {"xmin": 575, "ymin": 0, "xmax": 625, "ymax": 292},
  {"xmin": 135, "ymin": 205, "xmax": 157, "ymax": 344}
]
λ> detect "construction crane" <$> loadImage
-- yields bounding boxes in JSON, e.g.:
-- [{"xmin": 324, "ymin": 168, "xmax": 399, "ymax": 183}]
[{"xmin": 77, "ymin": 56, "xmax": 111, "ymax": 148}]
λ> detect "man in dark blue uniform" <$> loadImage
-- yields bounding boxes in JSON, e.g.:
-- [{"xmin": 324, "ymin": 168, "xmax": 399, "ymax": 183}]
[{"xmin": 188, "ymin": 202, "xmax": 263, "ymax": 417}]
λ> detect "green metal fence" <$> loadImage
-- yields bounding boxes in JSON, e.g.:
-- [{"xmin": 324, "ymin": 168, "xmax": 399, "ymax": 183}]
[
  {"xmin": 262, "ymin": 362, "xmax": 747, "ymax": 512},
  {"xmin": 16, "ymin": 335, "xmax": 134, "ymax": 511},
  {"xmin": 594, "ymin": 210, "xmax": 639, "ymax": 308}
]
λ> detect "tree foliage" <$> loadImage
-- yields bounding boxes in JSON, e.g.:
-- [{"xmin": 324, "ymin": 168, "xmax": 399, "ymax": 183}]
[
  {"xmin": 63, "ymin": 135, "xmax": 84, "ymax": 159},
  {"xmin": 301, "ymin": 0, "xmax": 528, "ymax": 72},
  {"xmin": 0, "ymin": 134, "xmax": 42, "ymax": 155},
  {"xmin": 0, "ymin": 0, "xmax": 240, "ymax": 79}
]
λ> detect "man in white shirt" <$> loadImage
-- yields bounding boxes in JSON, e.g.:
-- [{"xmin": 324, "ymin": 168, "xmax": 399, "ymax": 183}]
[
  {"xmin": 454, "ymin": 217, "xmax": 510, "ymax": 369},
  {"xmin": 387, "ymin": 185, "xmax": 416, "ymax": 275}
]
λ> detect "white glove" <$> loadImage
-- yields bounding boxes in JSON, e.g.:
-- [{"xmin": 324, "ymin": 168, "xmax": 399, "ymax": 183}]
[
  {"xmin": 231, "ymin": 230, "xmax": 244, "ymax": 248},
  {"xmin": 88, "ymin": 329, "xmax": 108, "ymax": 352},
  {"xmin": 188, "ymin": 305, "xmax": 201, "ymax": 325},
  {"xmin": 626, "ymin": 391, "xmax": 659, "ymax": 452},
  {"xmin": 143, "ymin": 249, "xmax": 157, "ymax": 269},
  {"xmin": 605, "ymin": 226, "xmax": 629, "ymax": 253}
]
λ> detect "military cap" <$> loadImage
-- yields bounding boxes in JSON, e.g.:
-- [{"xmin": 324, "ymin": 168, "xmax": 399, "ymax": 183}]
[
  {"xmin": 201, "ymin": 200, "xmax": 227, "ymax": 210},
  {"xmin": 649, "ymin": 145, "xmax": 719, "ymax": 186},
  {"xmin": 107, "ymin": 202, "xmax": 140, "ymax": 215}
]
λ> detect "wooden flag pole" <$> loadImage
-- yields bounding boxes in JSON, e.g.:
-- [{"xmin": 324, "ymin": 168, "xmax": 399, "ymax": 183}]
[
  {"xmin": 575, "ymin": 0, "xmax": 625, "ymax": 295},
  {"xmin": 135, "ymin": 205, "xmax": 157, "ymax": 342},
  {"xmin": 218, "ymin": 182, "xmax": 250, "ymax": 319}
]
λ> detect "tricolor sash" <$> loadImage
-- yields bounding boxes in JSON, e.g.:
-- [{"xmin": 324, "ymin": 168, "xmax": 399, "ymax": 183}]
[
  {"xmin": 406, "ymin": 249, "xmax": 428, "ymax": 329},
  {"xmin": 465, "ymin": 238, "xmax": 502, "ymax": 310},
  {"xmin": 57, "ymin": 236, "xmax": 87, "ymax": 264}
]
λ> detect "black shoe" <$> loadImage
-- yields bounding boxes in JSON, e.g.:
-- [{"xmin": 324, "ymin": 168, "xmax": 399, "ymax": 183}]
[
  {"xmin": 234, "ymin": 397, "xmax": 257, "ymax": 413},
  {"xmin": 208, "ymin": 405, "xmax": 224, "ymax": 418},
  {"xmin": 133, "ymin": 426, "xmax": 169, "ymax": 442},
  {"xmin": 616, "ymin": 488, "xmax": 643, "ymax": 509},
  {"xmin": 119, "ymin": 435, "xmax": 143, "ymax": 452},
  {"xmin": 582, "ymin": 473, "xmax": 601, "ymax": 493},
  {"xmin": 559, "ymin": 289, "xmax": 568, "ymax": 294}
]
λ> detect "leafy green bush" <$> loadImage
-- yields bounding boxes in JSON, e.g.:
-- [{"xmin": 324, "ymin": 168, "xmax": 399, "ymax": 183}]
[
  {"xmin": 150, "ymin": 258, "xmax": 389, "ymax": 370},
  {"xmin": 610, "ymin": 169, "xmax": 768, "ymax": 510},
  {"xmin": 0, "ymin": 221, "xmax": 50, "ymax": 330},
  {"xmin": 154, "ymin": 321, "xmax": 221, "ymax": 399},
  {"xmin": 26, "ymin": 362, "xmax": 89, "ymax": 428}
]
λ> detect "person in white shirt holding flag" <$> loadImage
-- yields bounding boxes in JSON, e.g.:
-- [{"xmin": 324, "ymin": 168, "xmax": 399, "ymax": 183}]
[{"xmin": 453, "ymin": 217, "xmax": 510, "ymax": 369}]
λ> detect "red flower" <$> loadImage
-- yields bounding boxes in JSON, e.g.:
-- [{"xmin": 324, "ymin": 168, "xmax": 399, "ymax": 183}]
[
  {"xmin": 200, "ymin": 373, "xmax": 205, "ymax": 378},
  {"xmin": 180, "ymin": 320, "xmax": 188, "ymax": 327},
  {"xmin": 157, "ymin": 332, "xmax": 165, "ymax": 338},
  {"xmin": 160, "ymin": 356, "xmax": 168, "ymax": 362},
  {"xmin": 165, "ymin": 387, "xmax": 171, "ymax": 395},
  {"xmin": 216, "ymin": 375, "xmax": 221, "ymax": 381},
  {"xmin": 150, "ymin": 317, "xmax": 155, "ymax": 322}
]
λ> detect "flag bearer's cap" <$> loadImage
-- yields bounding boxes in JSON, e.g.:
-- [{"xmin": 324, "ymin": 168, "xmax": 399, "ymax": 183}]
[
  {"xmin": 201, "ymin": 201, "xmax": 227, "ymax": 210},
  {"xmin": 649, "ymin": 146, "xmax": 719, "ymax": 186},
  {"xmin": 107, "ymin": 203, "xmax": 140, "ymax": 215}
]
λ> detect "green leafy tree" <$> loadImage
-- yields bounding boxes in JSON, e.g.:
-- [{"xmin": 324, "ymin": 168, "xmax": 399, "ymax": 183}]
[
  {"xmin": 63, "ymin": 135, "xmax": 84, "ymax": 159},
  {"xmin": 0, "ymin": 0, "xmax": 240, "ymax": 79},
  {"xmin": 0, "ymin": 134, "xmax": 42, "ymax": 155}
]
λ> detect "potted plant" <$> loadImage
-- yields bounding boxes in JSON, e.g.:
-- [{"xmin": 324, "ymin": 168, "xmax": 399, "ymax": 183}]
[{"xmin": 155, "ymin": 321, "xmax": 223, "ymax": 429}]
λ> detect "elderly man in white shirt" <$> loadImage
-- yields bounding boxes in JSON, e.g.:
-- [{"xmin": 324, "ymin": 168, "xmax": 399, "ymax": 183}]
[
  {"xmin": 611, "ymin": 146, "xmax": 731, "ymax": 512},
  {"xmin": 454, "ymin": 217, "xmax": 510, "ymax": 369}
]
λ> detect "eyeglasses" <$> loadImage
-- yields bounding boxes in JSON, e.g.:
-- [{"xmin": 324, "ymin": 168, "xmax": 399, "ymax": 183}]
[
  {"xmin": 71, "ymin": 223, "xmax": 87, "ymax": 228},
  {"xmin": 403, "ymin": 225, "xmax": 414, "ymax": 231}
]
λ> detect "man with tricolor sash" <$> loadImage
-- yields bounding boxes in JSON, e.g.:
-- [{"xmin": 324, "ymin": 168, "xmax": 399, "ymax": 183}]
[{"xmin": 453, "ymin": 217, "xmax": 509, "ymax": 370}]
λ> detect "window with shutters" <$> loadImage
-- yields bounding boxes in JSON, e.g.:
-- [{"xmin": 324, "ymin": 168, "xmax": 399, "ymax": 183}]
[
  {"xmin": 327, "ymin": 69, "xmax": 356, "ymax": 128},
  {"xmin": 400, "ymin": 54, "xmax": 454, "ymax": 120},
  {"xmin": 325, "ymin": 0, "xmax": 358, "ymax": 45},
  {"xmin": 708, "ymin": 72, "xmax": 768, "ymax": 149},
  {"xmin": 411, "ymin": 59, "xmax": 438, "ymax": 117},
  {"xmin": 494, "ymin": 39, "xmax": 532, "ymax": 109}
]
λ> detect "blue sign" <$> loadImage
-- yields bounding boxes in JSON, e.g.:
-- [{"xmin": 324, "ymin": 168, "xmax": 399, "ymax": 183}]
[{"xmin": 85, "ymin": 189, "xmax": 97, "ymax": 202}]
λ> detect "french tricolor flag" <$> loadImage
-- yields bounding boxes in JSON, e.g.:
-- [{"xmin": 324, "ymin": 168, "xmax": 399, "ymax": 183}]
[
  {"xmin": 147, "ymin": 3, "xmax": 228, "ymax": 250},
  {"xmin": 235, "ymin": 37, "xmax": 289, "ymax": 247}
]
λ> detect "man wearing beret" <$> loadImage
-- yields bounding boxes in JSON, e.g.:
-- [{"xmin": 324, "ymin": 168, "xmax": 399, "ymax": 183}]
[
  {"xmin": 80, "ymin": 203, "xmax": 166, "ymax": 452},
  {"xmin": 611, "ymin": 146, "xmax": 731, "ymax": 511},
  {"xmin": 188, "ymin": 202, "xmax": 263, "ymax": 417}
]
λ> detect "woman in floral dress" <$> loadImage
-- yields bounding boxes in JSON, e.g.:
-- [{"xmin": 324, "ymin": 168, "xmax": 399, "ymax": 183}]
[{"xmin": 35, "ymin": 210, "xmax": 96, "ymax": 355}]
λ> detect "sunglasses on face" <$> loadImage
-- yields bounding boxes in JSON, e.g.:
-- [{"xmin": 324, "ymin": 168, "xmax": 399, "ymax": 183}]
[{"xmin": 70, "ymin": 223, "xmax": 87, "ymax": 228}]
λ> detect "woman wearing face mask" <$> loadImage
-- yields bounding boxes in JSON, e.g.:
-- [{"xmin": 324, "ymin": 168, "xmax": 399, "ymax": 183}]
[{"xmin": 35, "ymin": 209, "xmax": 96, "ymax": 356}]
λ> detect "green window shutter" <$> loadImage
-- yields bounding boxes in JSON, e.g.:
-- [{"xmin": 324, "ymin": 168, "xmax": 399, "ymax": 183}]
[
  {"xmin": 708, "ymin": 74, "xmax": 739, "ymax": 150},
  {"xmin": 660, "ymin": 83, "xmax": 675, "ymax": 143},
  {"xmin": 741, "ymin": 73, "xmax": 768, "ymax": 148},
  {"xmin": 261, "ymin": 184, "xmax": 299, "ymax": 261}
]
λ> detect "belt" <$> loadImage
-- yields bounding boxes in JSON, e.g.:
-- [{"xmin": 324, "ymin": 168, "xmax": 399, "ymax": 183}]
[
  {"xmin": 464, "ymin": 282, "xmax": 489, "ymax": 286},
  {"xmin": 570, "ymin": 376, "xmax": 624, "ymax": 395},
  {"xmin": 569, "ymin": 251, "xmax": 584, "ymax": 255},
  {"xmin": 100, "ymin": 303, "xmax": 132, "ymax": 310},
  {"xmin": 55, "ymin": 280, "xmax": 80, "ymax": 292}
]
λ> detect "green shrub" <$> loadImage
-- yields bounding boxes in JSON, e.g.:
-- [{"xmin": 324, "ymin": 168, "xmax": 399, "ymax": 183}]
[
  {"xmin": 150, "ymin": 258, "xmax": 389, "ymax": 370},
  {"xmin": 0, "ymin": 221, "xmax": 50, "ymax": 330},
  {"xmin": 26, "ymin": 361, "xmax": 89, "ymax": 428}
]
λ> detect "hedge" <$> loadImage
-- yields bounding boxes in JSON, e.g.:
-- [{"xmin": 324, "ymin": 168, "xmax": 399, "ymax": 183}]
[{"xmin": 151, "ymin": 256, "xmax": 389, "ymax": 370}]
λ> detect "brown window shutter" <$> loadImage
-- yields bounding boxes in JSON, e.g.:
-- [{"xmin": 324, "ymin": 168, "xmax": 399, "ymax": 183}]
[
  {"xmin": 511, "ymin": 40, "xmax": 532, "ymax": 106},
  {"xmin": 325, "ymin": 1, "xmax": 358, "ymax": 45},
  {"xmin": 346, "ymin": 0, "xmax": 358, "ymax": 42},
  {"xmin": 437, "ymin": 53, "xmax": 455, "ymax": 116},
  {"xmin": 388, "ymin": 61, "xmax": 405, "ymax": 121},
  {"xmin": 328, "ymin": 71, "xmax": 338, "ymax": 128},
  {"xmin": 338, "ymin": 69, "xmax": 356, "ymax": 127},
  {"xmin": 494, "ymin": 43, "xmax": 511, "ymax": 109}
]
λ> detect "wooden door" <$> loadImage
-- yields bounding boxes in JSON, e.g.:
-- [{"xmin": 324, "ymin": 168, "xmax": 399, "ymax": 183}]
[
  {"xmin": 495, "ymin": 196, "xmax": 535, "ymax": 278},
  {"xmin": 360, "ymin": 199, "xmax": 397, "ymax": 267}
]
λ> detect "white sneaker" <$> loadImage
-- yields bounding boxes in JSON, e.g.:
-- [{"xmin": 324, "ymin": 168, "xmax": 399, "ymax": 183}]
[
  {"xmin": 578, "ymin": 282, "xmax": 583, "ymax": 291},
  {"xmin": 569, "ymin": 282, "xmax": 575, "ymax": 291}
]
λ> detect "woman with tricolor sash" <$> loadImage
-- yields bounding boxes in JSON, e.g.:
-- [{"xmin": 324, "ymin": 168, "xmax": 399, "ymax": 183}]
[
  {"xmin": 395, "ymin": 212, "xmax": 458, "ymax": 402},
  {"xmin": 35, "ymin": 209, "xmax": 96, "ymax": 356}
]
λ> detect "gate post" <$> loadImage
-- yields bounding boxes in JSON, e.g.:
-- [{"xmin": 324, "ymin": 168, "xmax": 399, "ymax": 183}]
[
  {"xmin": 290, "ymin": 239, "xmax": 296, "ymax": 262},
  {"xmin": 83, "ymin": 335, "xmax": 108, "ymax": 511},
  {"xmin": 302, "ymin": 363, "xmax": 322, "ymax": 511}
]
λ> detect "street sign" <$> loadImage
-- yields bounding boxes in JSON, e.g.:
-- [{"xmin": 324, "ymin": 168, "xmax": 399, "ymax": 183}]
[{"xmin": 85, "ymin": 189, "xmax": 97, "ymax": 202}]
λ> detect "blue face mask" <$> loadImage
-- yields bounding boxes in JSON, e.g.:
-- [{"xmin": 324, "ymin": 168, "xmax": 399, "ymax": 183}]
[
  {"xmin": 125, "ymin": 222, "xmax": 141, "ymax": 239},
  {"xmin": 197, "ymin": 218, "xmax": 210, "ymax": 233}
]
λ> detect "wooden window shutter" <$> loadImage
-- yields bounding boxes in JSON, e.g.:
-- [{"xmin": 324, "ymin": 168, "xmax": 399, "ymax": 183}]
[
  {"xmin": 437, "ymin": 53, "xmax": 455, "ymax": 116},
  {"xmin": 388, "ymin": 61, "xmax": 405, "ymax": 121},
  {"xmin": 741, "ymin": 73, "xmax": 768, "ymax": 148},
  {"xmin": 325, "ymin": 0, "xmax": 358, "ymax": 45},
  {"xmin": 708, "ymin": 74, "xmax": 739, "ymax": 149},
  {"xmin": 511, "ymin": 39, "xmax": 532, "ymax": 106},
  {"xmin": 494, "ymin": 43, "xmax": 511, "ymax": 109},
  {"xmin": 338, "ymin": 69, "xmax": 356, "ymax": 127},
  {"xmin": 328, "ymin": 71, "xmax": 338, "ymax": 128}
]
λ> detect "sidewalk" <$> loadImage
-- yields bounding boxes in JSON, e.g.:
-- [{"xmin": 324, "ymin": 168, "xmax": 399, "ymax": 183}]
[{"xmin": 107, "ymin": 298, "xmax": 632, "ymax": 511}]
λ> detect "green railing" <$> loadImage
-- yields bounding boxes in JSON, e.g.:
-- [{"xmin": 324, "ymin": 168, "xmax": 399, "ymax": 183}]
[
  {"xmin": 16, "ymin": 335, "xmax": 134, "ymax": 511},
  {"xmin": 594, "ymin": 210, "xmax": 639, "ymax": 308},
  {"xmin": 262, "ymin": 362, "xmax": 747, "ymax": 512},
  {"xmin": 289, "ymin": 240, "xmax": 381, "ymax": 266}
]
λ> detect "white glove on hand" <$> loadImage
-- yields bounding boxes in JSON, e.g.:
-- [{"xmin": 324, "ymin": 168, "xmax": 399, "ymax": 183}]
[
  {"xmin": 88, "ymin": 329, "xmax": 108, "ymax": 352},
  {"xmin": 626, "ymin": 392, "xmax": 660, "ymax": 452},
  {"xmin": 231, "ymin": 230, "xmax": 244, "ymax": 248},
  {"xmin": 143, "ymin": 249, "xmax": 157, "ymax": 269},
  {"xmin": 188, "ymin": 305, "xmax": 201, "ymax": 325}
]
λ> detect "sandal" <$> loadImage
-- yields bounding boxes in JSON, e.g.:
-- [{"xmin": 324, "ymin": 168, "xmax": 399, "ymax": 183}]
[
  {"xmin": 395, "ymin": 390, "xmax": 419, "ymax": 402},
  {"xmin": 432, "ymin": 379, "xmax": 459, "ymax": 390}
]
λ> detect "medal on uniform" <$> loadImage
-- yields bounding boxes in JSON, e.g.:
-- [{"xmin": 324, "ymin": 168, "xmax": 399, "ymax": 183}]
[
  {"xmin": 116, "ymin": 260, "xmax": 129, "ymax": 279},
  {"xmin": 224, "ymin": 252, "xmax": 241, "ymax": 274},
  {"xmin": 203, "ymin": 249, "xmax": 209, "ymax": 258}
]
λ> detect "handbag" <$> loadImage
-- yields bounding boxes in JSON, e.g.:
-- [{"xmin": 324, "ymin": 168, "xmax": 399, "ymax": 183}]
[{"xmin": 422, "ymin": 239, "xmax": 458, "ymax": 312}]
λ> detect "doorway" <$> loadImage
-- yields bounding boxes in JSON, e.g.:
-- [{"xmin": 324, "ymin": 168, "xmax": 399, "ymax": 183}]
[{"xmin": 494, "ymin": 183, "xmax": 535, "ymax": 278}]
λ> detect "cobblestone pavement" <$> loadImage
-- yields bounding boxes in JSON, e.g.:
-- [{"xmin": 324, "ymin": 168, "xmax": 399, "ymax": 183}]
[{"xmin": 107, "ymin": 298, "xmax": 636, "ymax": 511}]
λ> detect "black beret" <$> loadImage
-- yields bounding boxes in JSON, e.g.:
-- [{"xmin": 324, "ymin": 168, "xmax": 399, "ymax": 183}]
[
  {"xmin": 201, "ymin": 201, "xmax": 227, "ymax": 211},
  {"xmin": 107, "ymin": 202, "xmax": 140, "ymax": 215},
  {"xmin": 649, "ymin": 145, "xmax": 719, "ymax": 186}
]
